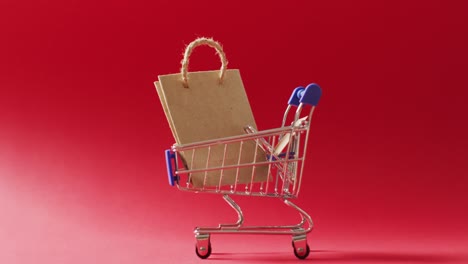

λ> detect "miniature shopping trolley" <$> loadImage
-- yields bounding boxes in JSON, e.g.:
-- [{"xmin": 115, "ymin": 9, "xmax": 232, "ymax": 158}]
[{"xmin": 165, "ymin": 83, "xmax": 322, "ymax": 259}]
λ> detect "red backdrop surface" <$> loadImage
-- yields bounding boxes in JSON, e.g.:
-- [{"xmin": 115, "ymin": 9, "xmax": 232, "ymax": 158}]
[{"xmin": 1, "ymin": 0, "xmax": 467, "ymax": 263}]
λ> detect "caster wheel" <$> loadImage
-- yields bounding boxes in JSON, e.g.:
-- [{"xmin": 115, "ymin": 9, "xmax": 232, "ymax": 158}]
[
  {"xmin": 195, "ymin": 241, "xmax": 212, "ymax": 259},
  {"xmin": 293, "ymin": 243, "xmax": 310, "ymax": 260}
]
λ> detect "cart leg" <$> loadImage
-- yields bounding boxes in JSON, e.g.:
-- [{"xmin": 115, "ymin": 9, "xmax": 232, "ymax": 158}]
[
  {"xmin": 195, "ymin": 233, "xmax": 211, "ymax": 259},
  {"xmin": 195, "ymin": 194, "xmax": 244, "ymax": 232},
  {"xmin": 283, "ymin": 199, "xmax": 314, "ymax": 232},
  {"xmin": 219, "ymin": 194, "xmax": 244, "ymax": 227},
  {"xmin": 284, "ymin": 199, "xmax": 312, "ymax": 259}
]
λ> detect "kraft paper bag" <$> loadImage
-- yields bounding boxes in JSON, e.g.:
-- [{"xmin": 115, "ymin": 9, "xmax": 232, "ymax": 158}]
[{"xmin": 155, "ymin": 38, "xmax": 268, "ymax": 187}]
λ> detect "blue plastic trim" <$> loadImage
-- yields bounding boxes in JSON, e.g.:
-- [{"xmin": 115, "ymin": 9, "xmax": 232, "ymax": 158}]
[
  {"xmin": 165, "ymin": 149, "xmax": 177, "ymax": 186},
  {"xmin": 288, "ymin": 86, "xmax": 305, "ymax": 106},
  {"xmin": 299, "ymin": 83, "xmax": 322, "ymax": 106}
]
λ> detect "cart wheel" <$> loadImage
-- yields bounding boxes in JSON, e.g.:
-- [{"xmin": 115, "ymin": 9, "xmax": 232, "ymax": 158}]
[
  {"xmin": 293, "ymin": 243, "xmax": 310, "ymax": 259},
  {"xmin": 195, "ymin": 241, "xmax": 212, "ymax": 259}
]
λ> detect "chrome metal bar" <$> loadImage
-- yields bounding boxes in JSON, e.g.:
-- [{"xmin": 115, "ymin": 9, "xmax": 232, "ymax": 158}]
[
  {"xmin": 187, "ymin": 148, "xmax": 196, "ymax": 186},
  {"xmin": 177, "ymin": 186, "xmax": 296, "ymax": 198},
  {"xmin": 217, "ymin": 143, "xmax": 229, "ymax": 191},
  {"xmin": 282, "ymin": 104, "xmax": 292, "ymax": 128},
  {"xmin": 202, "ymin": 146, "xmax": 212, "ymax": 189},
  {"xmin": 294, "ymin": 104, "xmax": 304, "ymax": 124},
  {"xmin": 265, "ymin": 134, "xmax": 277, "ymax": 195},
  {"xmin": 292, "ymin": 128, "xmax": 301, "ymax": 193},
  {"xmin": 173, "ymin": 126, "xmax": 307, "ymax": 151},
  {"xmin": 219, "ymin": 195, "xmax": 243, "ymax": 227},
  {"xmin": 234, "ymin": 141, "xmax": 244, "ymax": 191},
  {"xmin": 193, "ymin": 229, "xmax": 308, "ymax": 235},
  {"xmin": 295, "ymin": 106, "xmax": 315, "ymax": 197},
  {"xmin": 281, "ymin": 125, "xmax": 295, "ymax": 195},
  {"xmin": 194, "ymin": 197, "xmax": 312, "ymax": 236},
  {"xmin": 249, "ymin": 138, "xmax": 259, "ymax": 193},
  {"xmin": 175, "ymin": 158, "xmax": 304, "ymax": 175},
  {"xmin": 195, "ymin": 195, "xmax": 243, "ymax": 232},
  {"xmin": 284, "ymin": 199, "xmax": 314, "ymax": 234}
]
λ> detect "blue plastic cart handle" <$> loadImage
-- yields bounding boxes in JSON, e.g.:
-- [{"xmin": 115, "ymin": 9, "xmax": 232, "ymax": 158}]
[
  {"xmin": 288, "ymin": 86, "xmax": 305, "ymax": 106},
  {"xmin": 298, "ymin": 83, "xmax": 322, "ymax": 106},
  {"xmin": 165, "ymin": 149, "xmax": 178, "ymax": 186}
]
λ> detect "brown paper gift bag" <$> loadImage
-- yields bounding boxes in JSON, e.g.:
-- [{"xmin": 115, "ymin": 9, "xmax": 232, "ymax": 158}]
[{"xmin": 155, "ymin": 38, "xmax": 268, "ymax": 187}]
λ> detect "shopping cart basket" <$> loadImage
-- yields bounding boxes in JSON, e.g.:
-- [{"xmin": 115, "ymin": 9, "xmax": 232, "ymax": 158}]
[{"xmin": 165, "ymin": 83, "xmax": 322, "ymax": 259}]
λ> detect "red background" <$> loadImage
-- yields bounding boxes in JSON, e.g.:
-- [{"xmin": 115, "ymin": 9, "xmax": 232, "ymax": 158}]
[{"xmin": 1, "ymin": 0, "xmax": 467, "ymax": 263}]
